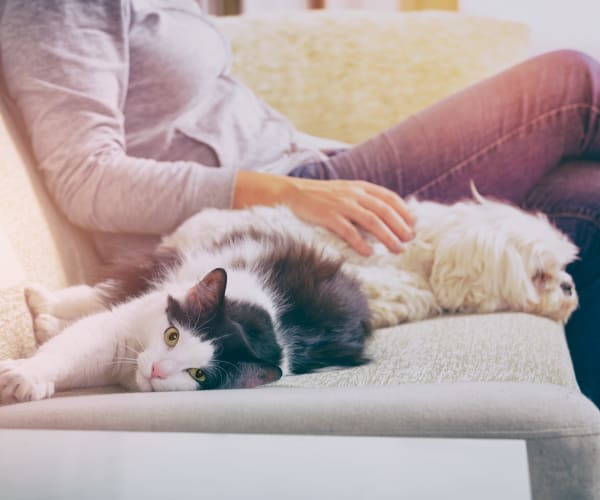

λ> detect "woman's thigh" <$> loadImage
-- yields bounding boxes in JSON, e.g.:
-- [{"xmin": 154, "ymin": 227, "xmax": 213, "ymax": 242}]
[{"xmin": 323, "ymin": 50, "xmax": 600, "ymax": 204}]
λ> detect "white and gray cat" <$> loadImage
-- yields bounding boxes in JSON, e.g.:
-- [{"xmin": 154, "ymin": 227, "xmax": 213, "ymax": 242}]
[{"xmin": 0, "ymin": 223, "xmax": 372, "ymax": 403}]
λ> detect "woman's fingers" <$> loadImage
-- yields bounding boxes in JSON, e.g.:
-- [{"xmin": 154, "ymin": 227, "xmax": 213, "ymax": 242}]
[
  {"xmin": 340, "ymin": 202, "xmax": 399, "ymax": 253},
  {"xmin": 284, "ymin": 177, "xmax": 415, "ymax": 255},
  {"xmin": 353, "ymin": 189, "xmax": 414, "ymax": 247},
  {"xmin": 361, "ymin": 182, "xmax": 415, "ymax": 228},
  {"xmin": 324, "ymin": 214, "xmax": 373, "ymax": 256}
]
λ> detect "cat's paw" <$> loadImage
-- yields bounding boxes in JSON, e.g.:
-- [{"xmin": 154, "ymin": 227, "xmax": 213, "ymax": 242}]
[
  {"xmin": 24, "ymin": 284, "xmax": 54, "ymax": 316},
  {"xmin": 0, "ymin": 359, "xmax": 55, "ymax": 404},
  {"xmin": 24, "ymin": 285, "xmax": 63, "ymax": 345},
  {"xmin": 33, "ymin": 314, "xmax": 65, "ymax": 345}
]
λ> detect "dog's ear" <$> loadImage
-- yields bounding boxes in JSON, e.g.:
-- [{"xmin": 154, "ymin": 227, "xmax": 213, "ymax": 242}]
[
  {"xmin": 497, "ymin": 245, "xmax": 539, "ymax": 308},
  {"xmin": 430, "ymin": 228, "xmax": 538, "ymax": 313}
]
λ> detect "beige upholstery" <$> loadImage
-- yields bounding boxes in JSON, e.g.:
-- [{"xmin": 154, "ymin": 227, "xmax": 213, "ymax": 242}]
[
  {"xmin": 0, "ymin": 97, "xmax": 100, "ymax": 360},
  {"xmin": 219, "ymin": 11, "xmax": 530, "ymax": 144},
  {"xmin": 1, "ymin": 11, "xmax": 598, "ymax": 499}
]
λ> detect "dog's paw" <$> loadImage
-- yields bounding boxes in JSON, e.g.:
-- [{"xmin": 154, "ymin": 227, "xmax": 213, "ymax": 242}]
[
  {"xmin": 0, "ymin": 359, "xmax": 55, "ymax": 404},
  {"xmin": 369, "ymin": 300, "xmax": 410, "ymax": 329}
]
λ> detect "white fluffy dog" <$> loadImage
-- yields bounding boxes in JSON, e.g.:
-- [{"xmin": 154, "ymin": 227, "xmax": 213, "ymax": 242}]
[{"xmin": 25, "ymin": 186, "xmax": 579, "ymax": 340}]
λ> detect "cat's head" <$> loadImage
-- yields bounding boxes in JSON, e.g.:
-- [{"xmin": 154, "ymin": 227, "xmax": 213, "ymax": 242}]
[{"xmin": 134, "ymin": 268, "xmax": 282, "ymax": 392}]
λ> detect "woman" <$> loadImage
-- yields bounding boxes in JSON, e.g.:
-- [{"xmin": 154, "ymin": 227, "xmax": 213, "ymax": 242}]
[{"xmin": 1, "ymin": 1, "xmax": 598, "ymax": 406}]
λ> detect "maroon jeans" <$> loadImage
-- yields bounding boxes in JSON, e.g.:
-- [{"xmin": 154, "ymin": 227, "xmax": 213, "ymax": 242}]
[{"xmin": 291, "ymin": 50, "xmax": 600, "ymax": 407}]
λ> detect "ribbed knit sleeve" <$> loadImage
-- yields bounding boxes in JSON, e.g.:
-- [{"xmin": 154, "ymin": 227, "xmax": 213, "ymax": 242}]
[{"xmin": 0, "ymin": 0, "xmax": 236, "ymax": 236}]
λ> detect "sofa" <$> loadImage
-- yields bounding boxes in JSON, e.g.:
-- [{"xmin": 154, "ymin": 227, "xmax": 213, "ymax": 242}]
[{"xmin": 0, "ymin": 10, "xmax": 599, "ymax": 499}]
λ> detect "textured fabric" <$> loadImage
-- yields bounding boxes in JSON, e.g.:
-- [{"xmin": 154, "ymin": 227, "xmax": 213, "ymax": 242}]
[
  {"xmin": 217, "ymin": 11, "xmax": 530, "ymax": 144},
  {"xmin": 0, "ymin": 95, "xmax": 100, "ymax": 361},
  {"xmin": 273, "ymin": 314, "xmax": 578, "ymax": 390},
  {"xmin": 0, "ymin": 383, "xmax": 597, "ymax": 437},
  {"xmin": 0, "ymin": 288, "xmax": 36, "ymax": 360}
]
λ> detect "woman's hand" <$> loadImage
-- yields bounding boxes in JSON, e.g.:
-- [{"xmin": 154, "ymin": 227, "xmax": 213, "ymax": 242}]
[{"xmin": 233, "ymin": 171, "xmax": 415, "ymax": 256}]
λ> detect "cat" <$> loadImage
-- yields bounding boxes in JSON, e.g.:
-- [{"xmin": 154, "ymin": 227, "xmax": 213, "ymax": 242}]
[{"xmin": 0, "ymin": 229, "xmax": 372, "ymax": 403}]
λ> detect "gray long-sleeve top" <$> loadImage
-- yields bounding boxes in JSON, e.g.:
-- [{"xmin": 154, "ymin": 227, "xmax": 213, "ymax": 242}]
[{"xmin": 1, "ymin": 0, "xmax": 334, "ymax": 259}]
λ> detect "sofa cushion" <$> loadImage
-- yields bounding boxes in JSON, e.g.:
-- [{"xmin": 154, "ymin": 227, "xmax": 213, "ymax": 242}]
[
  {"xmin": 216, "ymin": 10, "xmax": 530, "ymax": 144},
  {"xmin": 275, "ymin": 313, "xmax": 578, "ymax": 390}
]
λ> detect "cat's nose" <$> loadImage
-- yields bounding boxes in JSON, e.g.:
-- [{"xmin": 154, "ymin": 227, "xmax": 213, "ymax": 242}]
[
  {"xmin": 560, "ymin": 282, "xmax": 573, "ymax": 296},
  {"xmin": 151, "ymin": 362, "xmax": 167, "ymax": 379}
]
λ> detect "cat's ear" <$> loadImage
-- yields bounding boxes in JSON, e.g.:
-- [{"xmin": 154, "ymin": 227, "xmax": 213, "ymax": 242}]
[
  {"xmin": 228, "ymin": 361, "xmax": 282, "ymax": 389},
  {"xmin": 187, "ymin": 267, "xmax": 227, "ymax": 317},
  {"xmin": 168, "ymin": 268, "xmax": 227, "ymax": 323}
]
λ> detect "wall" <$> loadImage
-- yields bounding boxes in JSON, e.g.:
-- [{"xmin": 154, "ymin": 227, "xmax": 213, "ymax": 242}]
[{"xmin": 460, "ymin": 0, "xmax": 600, "ymax": 60}]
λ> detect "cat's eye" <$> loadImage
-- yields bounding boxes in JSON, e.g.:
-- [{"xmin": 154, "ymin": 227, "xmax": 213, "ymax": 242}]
[
  {"xmin": 187, "ymin": 368, "xmax": 207, "ymax": 383},
  {"xmin": 164, "ymin": 326, "xmax": 179, "ymax": 347}
]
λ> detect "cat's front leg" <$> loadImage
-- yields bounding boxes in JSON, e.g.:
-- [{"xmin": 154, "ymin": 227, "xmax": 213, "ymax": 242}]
[
  {"xmin": 0, "ymin": 311, "xmax": 122, "ymax": 404},
  {"xmin": 0, "ymin": 358, "xmax": 56, "ymax": 402}
]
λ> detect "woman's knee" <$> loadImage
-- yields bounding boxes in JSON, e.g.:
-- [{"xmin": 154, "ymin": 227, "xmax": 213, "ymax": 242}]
[
  {"xmin": 537, "ymin": 49, "xmax": 598, "ymax": 73},
  {"xmin": 534, "ymin": 49, "xmax": 599, "ymax": 100}
]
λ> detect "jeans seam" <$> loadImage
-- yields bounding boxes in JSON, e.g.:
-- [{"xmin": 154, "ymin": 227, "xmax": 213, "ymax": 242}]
[
  {"xmin": 382, "ymin": 130, "xmax": 406, "ymax": 194},
  {"xmin": 547, "ymin": 210, "xmax": 600, "ymax": 230},
  {"xmin": 412, "ymin": 102, "xmax": 600, "ymax": 197}
]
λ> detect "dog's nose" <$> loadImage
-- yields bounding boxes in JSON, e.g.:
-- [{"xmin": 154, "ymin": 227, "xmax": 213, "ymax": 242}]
[{"xmin": 560, "ymin": 282, "xmax": 573, "ymax": 296}]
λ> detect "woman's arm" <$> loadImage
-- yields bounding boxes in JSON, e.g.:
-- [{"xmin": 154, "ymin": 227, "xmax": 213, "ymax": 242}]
[
  {"xmin": 1, "ymin": 1, "xmax": 413, "ymax": 254},
  {"xmin": 1, "ymin": 0, "xmax": 235, "ymax": 237}
]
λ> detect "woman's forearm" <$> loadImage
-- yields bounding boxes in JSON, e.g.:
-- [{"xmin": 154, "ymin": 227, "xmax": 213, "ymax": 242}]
[
  {"xmin": 232, "ymin": 170, "xmax": 297, "ymax": 209},
  {"xmin": 233, "ymin": 170, "xmax": 413, "ymax": 256}
]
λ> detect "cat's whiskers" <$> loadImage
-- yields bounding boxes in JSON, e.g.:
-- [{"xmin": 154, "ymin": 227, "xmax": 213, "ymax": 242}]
[
  {"xmin": 123, "ymin": 343, "xmax": 141, "ymax": 356},
  {"xmin": 213, "ymin": 358, "xmax": 239, "ymax": 372},
  {"xmin": 211, "ymin": 364, "xmax": 228, "ymax": 383},
  {"xmin": 190, "ymin": 315, "xmax": 214, "ymax": 335},
  {"xmin": 123, "ymin": 335, "xmax": 144, "ymax": 355},
  {"xmin": 210, "ymin": 359, "xmax": 240, "ymax": 384},
  {"xmin": 112, "ymin": 356, "xmax": 138, "ymax": 362},
  {"xmin": 109, "ymin": 334, "xmax": 142, "ymax": 375},
  {"xmin": 207, "ymin": 333, "xmax": 234, "ymax": 346},
  {"xmin": 104, "ymin": 360, "xmax": 137, "ymax": 367},
  {"xmin": 133, "ymin": 335, "xmax": 145, "ymax": 353}
]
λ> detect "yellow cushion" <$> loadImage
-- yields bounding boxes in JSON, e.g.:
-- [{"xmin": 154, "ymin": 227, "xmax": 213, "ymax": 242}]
[{"xmin": 217, "ymin": 10, "xmax": 530, "ymax": 144}]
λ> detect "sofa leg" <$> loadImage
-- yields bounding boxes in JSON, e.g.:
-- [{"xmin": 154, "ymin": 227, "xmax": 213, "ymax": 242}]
[{"xmin": 527, "ymin": 434, "xmax": 600, "ymax": 500}]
